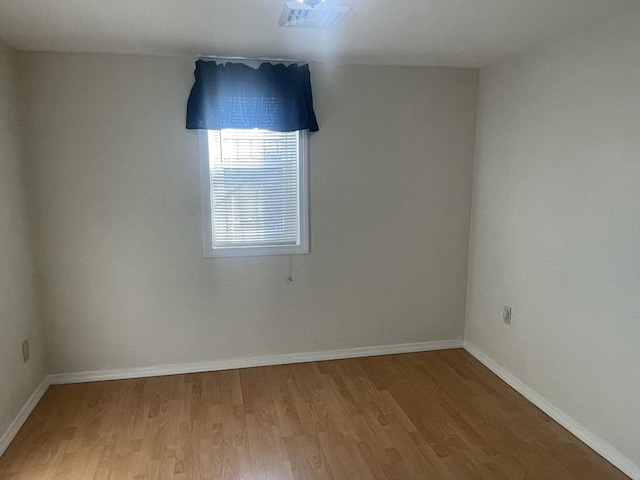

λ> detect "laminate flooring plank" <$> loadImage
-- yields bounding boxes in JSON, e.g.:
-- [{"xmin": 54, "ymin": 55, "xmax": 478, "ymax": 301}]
[{"xmin": 0, "ymin": 350, "xmax": 630, "ymax": 479}]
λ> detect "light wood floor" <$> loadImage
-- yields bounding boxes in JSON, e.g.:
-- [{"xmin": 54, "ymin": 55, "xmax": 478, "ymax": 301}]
[{"xmin": 0, "ymin": 349, "xmax": 628, "ymax": 479}]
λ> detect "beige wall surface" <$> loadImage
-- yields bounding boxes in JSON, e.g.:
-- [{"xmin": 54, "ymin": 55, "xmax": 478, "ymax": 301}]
[
  {"xmin": 0, "ymin": 41, "xmax": 46, "ymax": 437},
  {"xmin": 466, "ymin": 9, "xmax": 640, "ymax": 464},
  {"xmin": 18, "ymin": 53, "xmax": 478, "ymax": 374}
]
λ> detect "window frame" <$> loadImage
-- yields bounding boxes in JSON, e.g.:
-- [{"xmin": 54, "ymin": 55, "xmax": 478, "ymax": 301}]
[{"xmin": 199, "ymin": 129, "xmax": 310, "ymax": 258}]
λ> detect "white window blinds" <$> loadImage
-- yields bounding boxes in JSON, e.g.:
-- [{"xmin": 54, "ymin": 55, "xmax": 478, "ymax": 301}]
[{"xmin": 206, "ymin": 129, "xmax": 306, "ymax": 254}]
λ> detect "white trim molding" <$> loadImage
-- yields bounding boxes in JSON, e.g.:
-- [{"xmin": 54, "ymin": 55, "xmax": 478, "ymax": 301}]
[
  {"xmin": 1, "ymin": 340, "xmax": 462, "ymax": 458},
  {"xmin": 6, "ymin": 338, "xmax": 636, "ymax": 479},
  {"xmin": 463, "ymin": 341, "xmax": 640, "ymax": 480},
  {"xmin": 0, "ymin": 377, "xmax": 50, "ymax": 458},
  {"xmin": 48, "ymin": 339, "xmax": 463, "ymax": 385}
]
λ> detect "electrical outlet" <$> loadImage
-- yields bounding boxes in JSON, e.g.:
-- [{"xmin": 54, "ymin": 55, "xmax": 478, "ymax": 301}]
[
  {"xmin": 500, "ymin": 306, "xmax": 512, "ymax": 325},
  {"xmin": 22, "ymin": 339, "xmax": 30, "ymax": 363}
]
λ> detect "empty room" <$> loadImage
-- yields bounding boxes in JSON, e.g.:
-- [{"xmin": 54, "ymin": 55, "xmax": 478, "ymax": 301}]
[{"xmin": 0, "ymin": 0, "xmax": 638, "ymax": 478}]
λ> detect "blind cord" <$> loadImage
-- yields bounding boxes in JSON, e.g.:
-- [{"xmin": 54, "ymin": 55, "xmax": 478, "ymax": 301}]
[{"xmin": 286, "ymin": 255, "xmax": 293, "ymax": 284}]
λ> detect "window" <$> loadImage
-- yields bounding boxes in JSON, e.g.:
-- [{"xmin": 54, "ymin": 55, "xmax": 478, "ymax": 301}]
[{"xmin": 200, "ymin": 128, "xmax": 309, "ymax": 257}]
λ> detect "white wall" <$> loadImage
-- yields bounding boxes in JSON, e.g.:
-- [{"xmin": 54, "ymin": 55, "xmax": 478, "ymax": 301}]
[
  {"xmin": 0, "ymin": 41, "xmax": 46, "ymax": 438},
  {"xmin": 466, "ymin": 9, "xmax": 640, "ymax": 466},
  {"xmin": 17, "ymin": 53, "xmax": 478, "ymax": 374}
]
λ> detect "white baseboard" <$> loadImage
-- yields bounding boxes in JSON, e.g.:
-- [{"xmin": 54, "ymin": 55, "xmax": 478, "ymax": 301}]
[
  {"xmin": 48, "ymin": 339, "xmax": 463, "ymax": 385},
  {"xmin": 0, "ymin": 340, "xmax": 461, "ymax": 458},
  {"xmin": 463, "ymin": 341, "xmax": 640, "ymax": 480},
  {"xmin": 0, "ymin": 377, "xmax": 50, "ymax": 458},
  {"xmin": 7, "ymin": 339, "xmax": 636, "ymax": 478}
]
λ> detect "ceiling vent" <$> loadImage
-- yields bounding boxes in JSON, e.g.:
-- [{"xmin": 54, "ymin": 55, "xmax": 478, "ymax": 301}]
[{"xmin": 279, "ymin": 1, "xmax": 351, "ymax": 29}]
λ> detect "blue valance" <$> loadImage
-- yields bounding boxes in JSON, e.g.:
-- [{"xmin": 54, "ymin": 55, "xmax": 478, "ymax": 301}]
[{"xmin": 186, "ymin": 60, "xmax": 319, "ymax": 132}]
